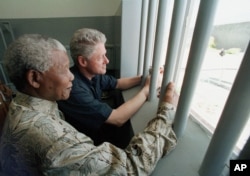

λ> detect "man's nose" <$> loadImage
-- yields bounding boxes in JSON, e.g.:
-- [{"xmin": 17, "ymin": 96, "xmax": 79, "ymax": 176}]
[
  {"xmin": 105, "ymin": 56, "xmax": 109, "ymax": 64},
  {"xmin": 69, "ymin": 70, "xmax": 74, "ymax": 81}
]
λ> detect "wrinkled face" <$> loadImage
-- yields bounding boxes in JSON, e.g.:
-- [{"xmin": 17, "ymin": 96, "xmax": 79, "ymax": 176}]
[
  {"xmin": 85, "ymin": 43, "xmax": 109, "ymax": 76},
  {"xmin": 39, "ymin": 50, "xmax": 74, "ymax": 101}
]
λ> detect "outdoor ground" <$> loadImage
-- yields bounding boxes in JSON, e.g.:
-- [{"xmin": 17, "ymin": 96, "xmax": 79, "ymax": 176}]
[{"xmin": 178, "ymin": 47, "xmax": 249, "ymax": 152}]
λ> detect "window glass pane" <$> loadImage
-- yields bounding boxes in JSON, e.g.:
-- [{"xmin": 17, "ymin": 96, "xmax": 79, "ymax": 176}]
[{"xmin": 176, "ymin": 0, "xmax": 250, "ymax": 152}]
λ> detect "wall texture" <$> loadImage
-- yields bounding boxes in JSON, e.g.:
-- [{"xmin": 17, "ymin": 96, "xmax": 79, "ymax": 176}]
[
  {"xmin": 0, "ymin": 16, "xmax": 121, "ymax": 84},
  {"xmin": 0, "ymin": 0, "xmax": 123, "ymax": 84},
  {"xmin": 212, "ymin": 22, "xmax": 250, "ymax": 51},
  {"xmin": 0, "ymin": 0, "xmax": 121, "ymax": 18}
]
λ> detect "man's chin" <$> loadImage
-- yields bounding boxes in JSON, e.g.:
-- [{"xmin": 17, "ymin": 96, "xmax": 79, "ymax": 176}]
[{"xmin": 60, "ymin": 94, "xmax": 70, "ymax": 100}]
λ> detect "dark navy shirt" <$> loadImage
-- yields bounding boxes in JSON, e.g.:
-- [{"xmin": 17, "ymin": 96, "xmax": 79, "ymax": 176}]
[{"xmin": 58, "ymin": 66, "xmax": 134, "ymax": 148}]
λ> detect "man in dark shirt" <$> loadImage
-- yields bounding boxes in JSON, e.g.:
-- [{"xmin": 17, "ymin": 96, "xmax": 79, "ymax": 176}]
[{"xmin": 58, "ymin": 28, "xmax": 150, "ymax": 148}]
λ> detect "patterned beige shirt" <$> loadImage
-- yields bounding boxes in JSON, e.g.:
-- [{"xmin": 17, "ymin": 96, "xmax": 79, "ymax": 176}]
[{"xmin": 0, "ymin": 92, "xmax": 177, "ymax": 176}]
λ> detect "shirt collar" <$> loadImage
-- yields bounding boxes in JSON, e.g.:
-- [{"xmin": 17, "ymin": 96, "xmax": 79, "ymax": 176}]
[
  {"xmin": 71, "ymin": 65, "xmax": 99, "ymax": 86},
  {"xmin": 14, "ymin": 91, "xmax": 59, "ymax": 115}
]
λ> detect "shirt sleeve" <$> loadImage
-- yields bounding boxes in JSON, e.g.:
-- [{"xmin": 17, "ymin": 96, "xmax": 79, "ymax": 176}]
[
  {"xmin": 43, "ymin": 102, "xmax": 177, "ymax": 175},
  {"xmin": 99, "ymin": 74, "xmax": 117, "ymax": 90}
]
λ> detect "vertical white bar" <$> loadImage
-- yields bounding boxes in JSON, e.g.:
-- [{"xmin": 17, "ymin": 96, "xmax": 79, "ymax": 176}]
[
  {"xmin": 137, "ymin": 0, "xmax": 149, "ymax": 75},
  {"xmin": 158, "ymin": 0, "xmax": 188, "ymax": 103},
  {"xmin": 173, "ymin": 0, "xmax": 219, "ymax": 138},
  {"xmin": 148, "ymin": 0, "xmax": 174, "ymax": 100},
  {"xmin": 142, "ymin": 0, "xmax": 159, "ymax": 79}
]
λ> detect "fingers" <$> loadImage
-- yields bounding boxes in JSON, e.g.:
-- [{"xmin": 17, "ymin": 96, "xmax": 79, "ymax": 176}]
[
  {"xmin": 160, "ymin": 66, "xmax": 164, "ymax": 74},
  {"xmin": 149, "ymin": 66, "xmax": 164, "ymax": 75},
  {"xmin": 165, "ymin": 82, "xmax": 175, "ymax": 97},
  {"xmin": 157, "ymin": 86, "xmax": 161, "ymax": 98},
  {"xmin": 163, "ymin": 82, "xmax": 178, "ymax": 105}
]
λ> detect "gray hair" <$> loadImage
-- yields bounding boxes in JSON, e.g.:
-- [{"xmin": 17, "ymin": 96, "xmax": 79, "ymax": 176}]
[
  {"xmin": 3, "ymin": 34, "xmax": 66, "ymax": 91},
  {"xmin": 70, "ymin": 28, "xmax": 106, "ymax": 64}
]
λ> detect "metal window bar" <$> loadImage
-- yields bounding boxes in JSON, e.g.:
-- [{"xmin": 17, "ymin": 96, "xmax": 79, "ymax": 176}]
[
  {"xmin": 137, "ymin": 0, "xmax": 149, "ymax": 76},
  {"xmin": 139, "ymin": 0, "xmax": 250, "ymax": 175},
  {"xmin": 173, "ymin": 0, "xmax": 219, "ymax": 138},
  {"xmin": 199, "ymin": 41, "xmax": 250, "ymax": 176},
  {"xmin": 172, "ymin": 0, "xmax": 198, "ymax": 84},
  {"xmin": 142, "ymin": 0, "xmax": 159, "ymax": 79},
  {"xmin": 137, "ymin": 0, "xmax": 250, "ymax": 175},
  {"xmin": 148, "ymin": 0, "xmax": 174, "ymax": 101},
  {"xmin": 157, "ymin": 0, "xmax": 188, "ymax": 102}
]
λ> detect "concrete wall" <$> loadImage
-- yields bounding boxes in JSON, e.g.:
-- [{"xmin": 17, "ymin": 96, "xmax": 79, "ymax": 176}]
[
  {"xmin": 0, "ymin": 0, "xmax": 121, "ymax": 18},
  {"xmin": 120, "ymin": 0, "xmax": 142, "ymax": 77},
  {"xmin": 212, "ymin": 22, "xmax": 250, "ymax": 51},
  {"xmin": 0, "ymin": 0, "xmax": 122, "ymax": 84}
]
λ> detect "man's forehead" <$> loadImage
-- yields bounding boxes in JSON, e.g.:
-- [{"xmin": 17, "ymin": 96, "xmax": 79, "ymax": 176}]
[{"xmin": 51, "ymin": 50, "xmax": 69, "ymax": 64}]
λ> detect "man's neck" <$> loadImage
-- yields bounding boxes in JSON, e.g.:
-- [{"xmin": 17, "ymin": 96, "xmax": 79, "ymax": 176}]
[{"xmin": 78, "ymin": 67, "xmax": 95, "ymax": 81}]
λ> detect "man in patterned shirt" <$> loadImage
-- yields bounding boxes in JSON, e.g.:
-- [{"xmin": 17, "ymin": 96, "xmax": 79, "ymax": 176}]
[{"xmin": 0, "ymin": 34, "xmax": 177, "ymax": 176}]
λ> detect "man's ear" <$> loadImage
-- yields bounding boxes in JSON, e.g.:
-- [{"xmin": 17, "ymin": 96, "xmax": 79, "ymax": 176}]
[
  {"xmin": 77, "ymin": 56, "xmax": 88, "ymax": 67},
  {"xmin": 26, "ymin": 70, "xmax": 42, "ymax": 88}
]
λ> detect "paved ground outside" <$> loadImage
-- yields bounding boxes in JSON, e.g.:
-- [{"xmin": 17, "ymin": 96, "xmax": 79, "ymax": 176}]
[{"xmin": 177, "ymin": 47, "xmax": 249, "ymax": 152}]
